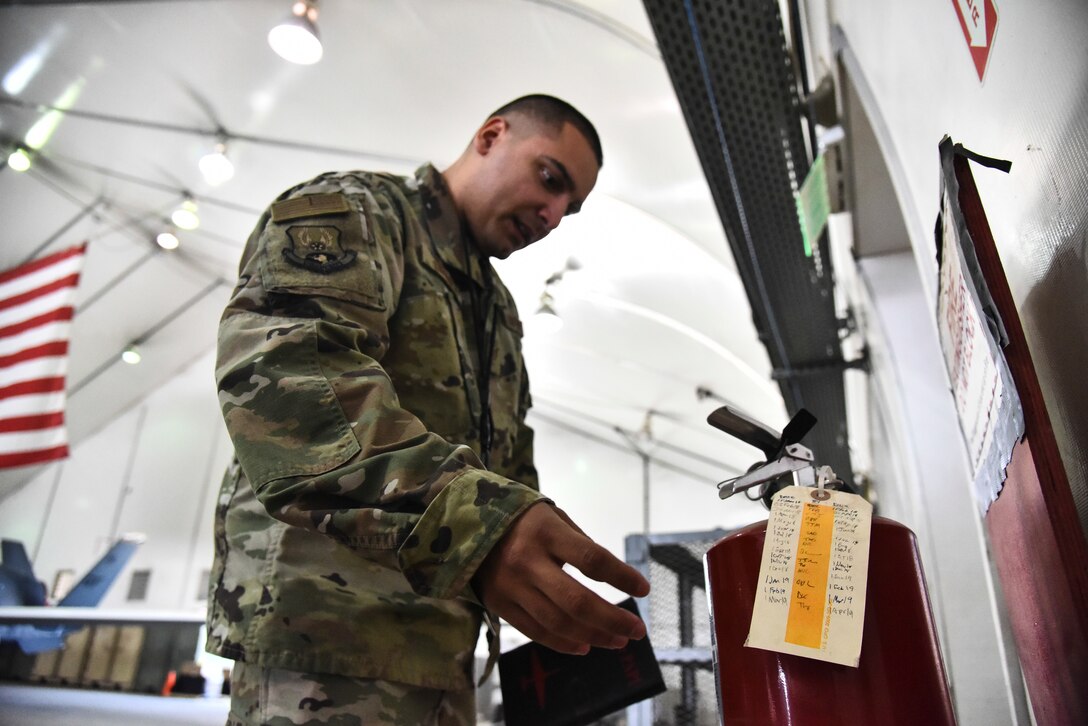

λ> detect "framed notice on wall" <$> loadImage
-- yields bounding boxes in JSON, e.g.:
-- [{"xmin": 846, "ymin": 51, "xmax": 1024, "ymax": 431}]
[{"xmin": 934, "ymin": 136, "xmax": 1022, "ymax": 512}]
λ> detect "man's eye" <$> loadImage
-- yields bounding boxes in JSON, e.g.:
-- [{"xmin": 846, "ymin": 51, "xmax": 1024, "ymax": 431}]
[{"xmin": 541, "ymin": 167, "xmax": 562, "ymax": 191}]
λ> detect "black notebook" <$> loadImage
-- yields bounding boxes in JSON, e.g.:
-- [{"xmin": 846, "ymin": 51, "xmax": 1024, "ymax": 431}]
[{"xmin": 498, "ymin": 598, "xmax": 666, "ymax": 726}]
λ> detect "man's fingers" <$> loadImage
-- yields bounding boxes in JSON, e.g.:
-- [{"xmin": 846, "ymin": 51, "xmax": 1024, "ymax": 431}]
[
  {"xmin": 502, "ymin": 602, "xmax": 591, "ymax": 655},
  {"xmin": 541, "ymin": 508, "xmax": 651, "ymax": 638},
  {"xmin": 550, "ymin": 527, "xmax": 651, "ymax": 599},
  {"xmin": 475, "ymin": 503, "xmax": 654, "ymax": 654},
  {"xmin": 495, "ymin": 586, "xmax": 631, "ymax": 653},
  {"xmin": 537, "ymin": 570, "xmax": 647, "ymax": 643},
  {"xmin": 552, "ymin": 506, "xmax": 587, "ymax": 536},
  {"xmin": 545, "ymin": 507, "xmax": 651, "ymax": 598}
]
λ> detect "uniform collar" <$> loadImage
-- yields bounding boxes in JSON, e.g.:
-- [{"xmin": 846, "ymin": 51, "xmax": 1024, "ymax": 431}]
[{"xmin": 415, "ymin": 163, "xmax": 491, "ymax": 290}]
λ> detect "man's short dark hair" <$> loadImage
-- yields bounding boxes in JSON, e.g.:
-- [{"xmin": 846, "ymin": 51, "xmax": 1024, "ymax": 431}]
[{"xmin": 488, "ymin": 94, "xmax": 603, "ymax": 168}]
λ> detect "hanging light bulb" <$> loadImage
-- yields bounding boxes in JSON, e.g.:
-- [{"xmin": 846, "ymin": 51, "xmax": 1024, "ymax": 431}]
[
  {"xmin": 7, "ymin": 147, "xmax": 31, "ymax": 172},
  {"xmin": 532, "ymin": 292, "xmax": 564, "ymax": 335},
  {"xmin": 268, "ymin": 1, "xmax": 323, "ymax": 65},
  {"xmin": 156, "ymin": 229, "xmax": 180, "ymax": 250},
  {"xmin": 171, "ymin": 197, "xmax": 200, "ymax": 230},
  {"xmin": 199, "ymin": 141, "xmax": 234, "ymax": 186},
  {"xmin": 121, "ymin": 345, "xmax": 142, "ymax": 365}
]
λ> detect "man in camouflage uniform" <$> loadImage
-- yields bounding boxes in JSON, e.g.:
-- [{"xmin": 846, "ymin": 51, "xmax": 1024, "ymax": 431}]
[{"xmin": 208, "ymin": 95, "xmax": 651, "ymax": 725}]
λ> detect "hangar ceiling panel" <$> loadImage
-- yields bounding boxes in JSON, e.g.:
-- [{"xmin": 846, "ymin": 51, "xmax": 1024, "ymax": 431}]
[{"xmin": 0, "ymin": 1, "xmax": 783, "ymax": 501}]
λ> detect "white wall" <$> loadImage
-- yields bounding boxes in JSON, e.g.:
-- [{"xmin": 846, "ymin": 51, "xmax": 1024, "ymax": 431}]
[
  {"xmin": 810, "ymin": 0, "xmax": 1088, "ymax": 533},
  {"xmin": 800, "ymin": 0, "xmax": 1088, "ymax": 722}
]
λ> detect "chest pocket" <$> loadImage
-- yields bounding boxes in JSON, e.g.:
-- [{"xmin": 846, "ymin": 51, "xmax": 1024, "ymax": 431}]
[
  {"xmin": 383, "ymin": 292, "xmax": 474, "ymax": 444},
  {"xmin": 486, "ymin": 307, "xmax": 525, "ymax": 473}
]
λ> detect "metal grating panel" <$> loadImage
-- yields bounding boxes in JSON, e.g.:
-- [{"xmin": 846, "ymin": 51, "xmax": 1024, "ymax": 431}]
[
  {"xmin": 658, "ymin": 663, "xmax": 719, "ymax": 726},
  {"xmin": 627, "ymin": 530, "xmax": 723, "ymax": 726},
  {"xmin": 646, "ymin": 543, "xmax": 714, "ymax": 651},
  {"xmin": 643, "ymin": 0, "xmax": 853, "ymax": 483}
]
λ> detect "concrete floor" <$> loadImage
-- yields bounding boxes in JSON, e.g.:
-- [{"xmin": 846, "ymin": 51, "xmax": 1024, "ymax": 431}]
[{"xmin": 0, "ymin": 684, "xmax": 230, "ymax": 726}]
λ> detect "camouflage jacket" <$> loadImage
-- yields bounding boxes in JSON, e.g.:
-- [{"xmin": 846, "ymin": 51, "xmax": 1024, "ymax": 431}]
[{"xmin": 206, "ymin": 164, "xmax": 546, "ymax": 690}]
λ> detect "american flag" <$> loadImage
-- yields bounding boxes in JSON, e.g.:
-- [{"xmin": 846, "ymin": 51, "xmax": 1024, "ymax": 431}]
[{"xmin": 0, "ymin": 244, "xmax": 87, "ymax": 470}]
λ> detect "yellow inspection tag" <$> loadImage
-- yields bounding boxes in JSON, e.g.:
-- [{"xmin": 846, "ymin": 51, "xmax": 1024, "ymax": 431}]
[
  {"xmin": 745, "ymin": 487, "xmax": 872, "ymax": 667},
  {"xmin": 784, "ymin": 500, "xmax": 834, "ymax": 648}
]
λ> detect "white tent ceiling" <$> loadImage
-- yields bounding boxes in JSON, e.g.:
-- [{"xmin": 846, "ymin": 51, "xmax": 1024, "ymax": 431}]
[{"xmin": 0, "ymin": 0, "xmax": 785, "ymax": 505}]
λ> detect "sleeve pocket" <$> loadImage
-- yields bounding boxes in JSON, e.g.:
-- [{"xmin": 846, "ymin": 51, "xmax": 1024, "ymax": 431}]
[
  {"xmin": 259, "ymin": 202, "xmax": 387, "ymax": 311},
  {"xmin": 223, "ymin": 317, "xmax": 362, "ymax": 490}
]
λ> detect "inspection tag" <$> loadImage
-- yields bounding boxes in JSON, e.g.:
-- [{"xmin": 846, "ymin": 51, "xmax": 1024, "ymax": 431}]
[{"xmin": 745, "ymin": 487, "xmax": 872, "ymax": 667}]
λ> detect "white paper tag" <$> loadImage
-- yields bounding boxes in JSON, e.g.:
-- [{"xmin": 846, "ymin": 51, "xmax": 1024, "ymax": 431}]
[{"xmin": 745, "ymin": 487, "xmax": 873, "ymax": 667}]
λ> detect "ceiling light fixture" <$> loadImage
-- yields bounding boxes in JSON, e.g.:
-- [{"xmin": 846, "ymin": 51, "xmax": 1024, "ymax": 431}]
[
  {"xmin": 6, "ymin": 147, "xmax": 31, "ymax": 172},
  {"xmin": 171, "ymin": 196, "xmax": 200, "ymax": 230},
  {"xmin": 156, "ymin": 229, "xmax": 180, "ymax": 250},
  {"xmin": 268, "ymin": 1, "xmax": 323, "ymax": 65},
  {"xmin": 545, "ymin": 256, "xmax": 582, "ymax": 286},
  {"xmin": 199, "ymin": 139, "xmax": 234, "ymax": 186},
  {"xmin": 3, "ymin": 43, "xmax": 47, "ymax": 96},
  {"xmin": 533, "ymin": 291, "xmax": 564, "ymax": 335},
  {"xmin": 121, "ymin": 345, "xmax": 142, "ymax": 365},
  {"xmin": 24, "ymin": 77, "xmax": 85, "ymax": 151},
  {"xmin": 530, "ymin": 257, "xmax": 581, "ymax": 335}
]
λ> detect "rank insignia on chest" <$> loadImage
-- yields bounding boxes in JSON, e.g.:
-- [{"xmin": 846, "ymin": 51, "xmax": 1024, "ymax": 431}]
[{"xmin": 284, "ymin": 225, "xmax": 358, "ymax": 273}]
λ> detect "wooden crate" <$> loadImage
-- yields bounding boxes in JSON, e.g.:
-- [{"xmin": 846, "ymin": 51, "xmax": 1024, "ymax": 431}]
[
  {"xmin": 81, "ymin": 625, "xmax": 118, "ymax": 686},
  {"xmin": 53, "ymin": 627, "xmax": 91, "ymax": 685},
  {"xmin": 106, "ymin": 625, "xmax": 145, "ymax": 690},
  {"xmin": 30, "ymin": 647, "xmax": 60, "ymax": 682}
]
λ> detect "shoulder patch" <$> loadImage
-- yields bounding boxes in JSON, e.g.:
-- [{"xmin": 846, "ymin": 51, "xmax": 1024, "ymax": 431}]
[
  {"xmin": 284, "ymin": 226, "xmax": 357, "ymax": 273},
  {"xmin": 271, "ymin": 193, "xmax": 351, "ymax": 222}
]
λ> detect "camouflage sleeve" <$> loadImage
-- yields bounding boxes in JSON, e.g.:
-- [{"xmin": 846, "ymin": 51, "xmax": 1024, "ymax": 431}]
[{"xmin": 217, "ymin": 177, "xmax": 546, "ymax": 600}]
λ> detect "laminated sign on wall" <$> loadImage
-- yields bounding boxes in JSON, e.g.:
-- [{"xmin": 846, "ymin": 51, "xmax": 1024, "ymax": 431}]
[{"xmin": 934, "ymin": 137, "xmax": 1021, "ymax": 513}]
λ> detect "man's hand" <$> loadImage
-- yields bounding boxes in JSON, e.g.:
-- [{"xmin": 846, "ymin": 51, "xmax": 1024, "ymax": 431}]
[{"xmin": 474, "ymin": 502, "xmax": 651, "ymax": 655}]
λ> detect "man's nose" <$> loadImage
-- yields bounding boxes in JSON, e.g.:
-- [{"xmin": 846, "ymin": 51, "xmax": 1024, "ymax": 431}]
[{"xmin": 538, "ymin": 197, "xmax": 567, "ymax": 235}]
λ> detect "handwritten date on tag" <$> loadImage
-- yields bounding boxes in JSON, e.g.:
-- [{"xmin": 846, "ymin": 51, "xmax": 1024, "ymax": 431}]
[{"xmin": 745, "ymin": 487, "xmax": 872, "ymax": 667}]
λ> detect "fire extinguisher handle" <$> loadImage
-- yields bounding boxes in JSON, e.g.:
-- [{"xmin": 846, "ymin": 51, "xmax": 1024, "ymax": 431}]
[
  {"xmin": 705, "ymin": 405, "xmax": 783, "ymax": 459},
  {"xmin": 718, "ymin": 444, "xmax": 816, "ymax": 500}
]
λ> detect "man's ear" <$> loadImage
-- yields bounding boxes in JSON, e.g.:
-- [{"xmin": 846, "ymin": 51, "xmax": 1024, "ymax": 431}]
[{"xmin": 473, "ymin": 116, "xmax": 507, "ymax": 156}]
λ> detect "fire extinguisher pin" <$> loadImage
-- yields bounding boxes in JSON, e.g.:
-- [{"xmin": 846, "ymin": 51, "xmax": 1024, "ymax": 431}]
[{"xmin": 811, "ymin": 464, "xmax": 838, "ymax": 500}]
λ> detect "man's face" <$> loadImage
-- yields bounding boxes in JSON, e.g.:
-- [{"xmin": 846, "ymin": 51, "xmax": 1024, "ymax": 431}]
[{"xmin": 463, "ymin": 118, "xmax": 600, "ymax": 260}]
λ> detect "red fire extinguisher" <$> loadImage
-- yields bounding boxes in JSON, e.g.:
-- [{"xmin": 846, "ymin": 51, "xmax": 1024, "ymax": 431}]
[{"xmin": 703, "ymin": 406, "xmax": 957, "ymax": 725}]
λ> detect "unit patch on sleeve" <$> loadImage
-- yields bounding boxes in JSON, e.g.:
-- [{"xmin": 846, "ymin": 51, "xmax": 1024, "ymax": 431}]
[{"xmin": 284, "ymin": 226, "xmax": 357, "ymax": 273}]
